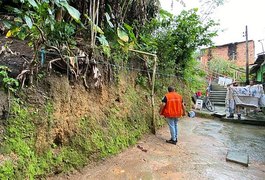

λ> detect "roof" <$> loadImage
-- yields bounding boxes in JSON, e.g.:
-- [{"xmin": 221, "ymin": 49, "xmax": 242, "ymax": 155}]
[
  {"xmin": 201, "ymin": 40, "xmax": 254, "ymax": 50},
  {"xmin": 253, "ymin": 54, "xmax": 265, "ymax": 65},
  {"xmin": 250, "ymin": 54, "xmax": 265, "ymax": 74},
  {"xmin": 214, "ymin": 40, "xmax": 254, "ymax": 48}
]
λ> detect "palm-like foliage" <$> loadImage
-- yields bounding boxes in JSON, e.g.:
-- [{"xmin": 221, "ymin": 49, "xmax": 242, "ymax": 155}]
[{"xmin": 71, "ymin": 0, "xmax": 160, "ymax": 28}]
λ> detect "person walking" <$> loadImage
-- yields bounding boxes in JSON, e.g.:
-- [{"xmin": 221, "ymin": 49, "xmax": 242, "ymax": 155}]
[
  {"xmin": 159, "ymin": 86, "xmax": 185, "ymax": 145},
  {"xmin": 226, "ymin": 81, "xmax": 238, "ymax": 118}
]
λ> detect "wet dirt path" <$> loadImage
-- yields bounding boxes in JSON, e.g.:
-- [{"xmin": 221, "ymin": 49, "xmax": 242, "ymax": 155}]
[{"xmin": 53, "ymin": 117, "xmax": 265, "ymax": 180}]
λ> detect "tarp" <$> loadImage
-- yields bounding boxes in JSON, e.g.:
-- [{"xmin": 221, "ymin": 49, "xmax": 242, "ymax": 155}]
[
  {"xmin": 218, "ymin": 77, "xmax": 233, "ymax": 87},
  {"xmin": 226, "ymin": 84, "xmax": 265, "ymax": 109}
]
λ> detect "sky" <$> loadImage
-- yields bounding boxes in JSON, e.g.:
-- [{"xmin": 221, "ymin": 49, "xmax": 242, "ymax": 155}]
[{"xmin": 160, "ymin": 0, "xmax": 265, "ymax": 55}]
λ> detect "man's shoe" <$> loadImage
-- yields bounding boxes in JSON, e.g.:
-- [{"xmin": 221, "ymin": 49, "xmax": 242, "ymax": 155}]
[
  {"xmin": 227, "ymin": 115, "xmax": 234, "ymax": 118},
  {"xmin": 166, "ymin": 139, "xmax": 177, "ymax": 145}
]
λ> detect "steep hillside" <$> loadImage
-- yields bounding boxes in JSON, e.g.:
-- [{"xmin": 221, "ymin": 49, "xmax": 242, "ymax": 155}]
[
  {"xmin": 0, "ymin": 33, "xmax": 195, "ymax": 178},
  {"xmin": 0, "ymin": 72, "xmax": 159, "ymax": 178},
  {"xmin": 0, "ymin": 36, "xmax": 162, "ymax": 179}
]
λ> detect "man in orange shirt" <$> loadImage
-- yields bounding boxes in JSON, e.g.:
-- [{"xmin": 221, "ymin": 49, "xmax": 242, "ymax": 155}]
[{"xmin": 159, "ymin": 86, "xmax": 185, "ymax": 145}]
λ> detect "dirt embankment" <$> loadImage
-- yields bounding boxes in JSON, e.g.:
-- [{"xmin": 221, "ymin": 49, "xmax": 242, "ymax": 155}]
[
  {"xmin": 0, "ymin": 35, "xmax": 172, "ymax": 178},
  {"xmin": 0, "ymin": 36, "xmax": 33, "ymax": 115},
  {"xmin": 0, "ymin": 37, "xmax": 33, "ymax": 77},
  {"xmin": 0, "ymin": 35, "xmax": 144, "ymax": 148},
  {"xmin": 34, "ymin": 75, "xmax": 120, "ymax": 152}
]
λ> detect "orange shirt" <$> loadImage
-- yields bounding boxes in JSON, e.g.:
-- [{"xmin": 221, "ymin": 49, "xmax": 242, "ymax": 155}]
[{"xmin": 161, "ymin": 92, "xmax": 183, "ymax": 118}]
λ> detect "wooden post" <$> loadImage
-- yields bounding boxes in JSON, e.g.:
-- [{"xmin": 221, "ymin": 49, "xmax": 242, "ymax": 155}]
[
  {"xmin": 151, "ymin": 56, "xmax": 157, "ymax": 134},
  {"xmin": 129, "ymin": 49, "xmax": 157, "ymax": 134},
  {"xmin": 245, "ymin": 25, "xmax": 249, "ymax": 85}
]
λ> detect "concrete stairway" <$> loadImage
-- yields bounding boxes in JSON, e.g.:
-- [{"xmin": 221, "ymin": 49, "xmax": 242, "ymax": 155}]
[{"xmin": 209, "ymin": 82, "xmax": 227, "ymax": 106}]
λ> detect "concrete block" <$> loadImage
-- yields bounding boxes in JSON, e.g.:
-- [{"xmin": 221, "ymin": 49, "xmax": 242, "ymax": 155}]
[
  {"xmin": 213, "ymin": 112, "xmax": 226, "ymax": 118},
  {"xmin": 226, "ymin": 151, "xmax": 249, "ymax": 167}
]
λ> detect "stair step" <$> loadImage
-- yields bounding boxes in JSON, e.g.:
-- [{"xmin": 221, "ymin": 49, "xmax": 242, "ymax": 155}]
[
  {"xmin": 210, "ymin": 96, "xmax": 225, "ymax": 98},
  {"xmin": 209, "ymin": 83, "xmax": 227, "ymax": 107},
  {"xmin": 210, "ymin": 89, "xmax": 227, "ymax": 91},
  {"xmin": 212, "ymin": 102, "xmax": 226, "ymax": 106},
  {"xmin": 210, "ymin": 100, "xmax": 226, "ymax": 102},
  {"xmin": 210, "ymin": 101, "xmax": 226, "ymax": 103},
  {"xmin": 210, "ymin": 93, "xmax": 226, "ymax": 96},
  {"xmin": 210, "ymin": 96, "xmax": 226, "ymax": 99},
  {"xmin": 212, "ymin": 86, "xmax": 226, "ymax": 88},
  {"xmin": 210, "ymin": 94, "xmax": 226, "ymax": 97},
  {"xmin": 210, "ymin": 96, "xmax": 226, "ymax": 98},
  {"xmin": 211, "ymin": 100, "xmax": 226, "ymax": 103},
  {"xmin": 210, "ymin": 90, "xmax": 226, "ymax": 94},
  {"xmin": 211, "ymin": 93, "xmax": 226, "ymax": 95},
  {"xmin": 210, "ymin": 93, "xmax": 227, "ymax": 96},
  {"xmin": 210, "ymin": 91, "xmax": 227, "ymax": 93}
]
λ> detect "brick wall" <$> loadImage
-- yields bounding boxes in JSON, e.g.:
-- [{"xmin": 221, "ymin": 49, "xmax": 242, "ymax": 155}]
[{"xmin": 201, "ymin": 40, "xmax": 255, "ymax": 68}]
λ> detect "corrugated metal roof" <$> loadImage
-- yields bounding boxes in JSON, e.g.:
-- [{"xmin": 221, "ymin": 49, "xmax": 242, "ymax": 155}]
[
  {"xmin": 250, "ymin": 54, "xmax": 265, "ymax": 74},
  {"xmin": 253, "ymin": 54, "xmax": 265, "ymax": 65}
]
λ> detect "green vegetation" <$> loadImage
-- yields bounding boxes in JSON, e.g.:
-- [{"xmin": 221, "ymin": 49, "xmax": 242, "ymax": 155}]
[
  {"xmin": 0, "ymin": 98, "xmax": 46, "ymax": 179},
  {"xmin": 0, "ymin": 0, "xmax": 224, "ymax": 178},
  {"xmin": 0, "ymin": 83, "xmax": 153, "ymax": 179},
  {"xmin": 139, "ymin": 9, "xmax": 217, "ymax": 76},
  {"xmin": 208, "ymin": 56, "xmax": 246, "ymax": 81},
  {"xmin": 182, "ymin": 58, "xmax": 207, "ymax": 94},
  {"xmin": 0, "ymin": 66, "xmax": 19, "ymax": 92},
  {"xmin": 2, "ymin": 1, "xmax": 218, "ymax": 88}
]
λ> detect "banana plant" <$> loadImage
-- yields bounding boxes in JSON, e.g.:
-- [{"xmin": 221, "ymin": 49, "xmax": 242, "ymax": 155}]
[{"xmin": 3, "ymin": 0, "xmax": 81, "ymax": 85}]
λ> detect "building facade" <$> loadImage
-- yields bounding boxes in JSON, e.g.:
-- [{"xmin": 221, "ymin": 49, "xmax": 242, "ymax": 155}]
[{"xmin": 200, "ymin": 40, "xmax": 255, "ymax": 68}]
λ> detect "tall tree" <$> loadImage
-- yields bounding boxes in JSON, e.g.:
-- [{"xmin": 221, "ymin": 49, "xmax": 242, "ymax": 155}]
[{"xmin": 140, "ymin": 8, "xmax": 218, "ymax": 76}]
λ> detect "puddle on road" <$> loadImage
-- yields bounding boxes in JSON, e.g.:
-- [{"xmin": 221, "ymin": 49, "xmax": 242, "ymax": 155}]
[
  {"xmin": 223, "ymin": 124, "xmax": 265, "ymax": 163},
  {"xmin": 193, "ymin": 120, "xmax": 225, "ymax": 141},
  {"xmin": 192, "ymin": 120, "xmax": 265, "ymax": 163}
]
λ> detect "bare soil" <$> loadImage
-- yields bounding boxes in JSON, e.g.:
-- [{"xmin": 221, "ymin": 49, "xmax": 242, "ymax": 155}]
[
  {"xmin": 0, "ymin": 36, "xmax": 33, "ymax": 118},
  {"xmin": 0, "ymin": 36, "xmax": 33, "ymax": 78},
  {"xmin": 50, "ymin": 117, "xmax": 265, "ymax": 180},
  {"xmin": 0, "ymin": 35, "xmax": 120, "ymax": 151}
]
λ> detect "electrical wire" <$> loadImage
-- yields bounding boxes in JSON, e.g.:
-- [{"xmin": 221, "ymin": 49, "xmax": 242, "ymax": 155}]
[
  {"xmin": 38, "ymin": 50, "xmax": 237, "ymax": 81},
  {"xmin": 40, "ymin": 50, "xmax": 183, "ymax": 78}
]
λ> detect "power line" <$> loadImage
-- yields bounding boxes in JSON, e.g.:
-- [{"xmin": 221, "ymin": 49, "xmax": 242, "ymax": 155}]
[{"xmin": 38, "ymin": 50, "xmax": 220, "ymax": 81}]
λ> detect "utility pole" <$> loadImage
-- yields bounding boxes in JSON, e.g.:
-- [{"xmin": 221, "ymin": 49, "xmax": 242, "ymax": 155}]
[{"xmin": 245, "ymin": 25, "xmax": 249, "ymax": 85}]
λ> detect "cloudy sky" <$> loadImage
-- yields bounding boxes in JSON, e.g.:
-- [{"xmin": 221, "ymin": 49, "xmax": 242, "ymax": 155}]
[{"xmin": 160, "ymin": 0, "xmax": 265, "ymax": 55}]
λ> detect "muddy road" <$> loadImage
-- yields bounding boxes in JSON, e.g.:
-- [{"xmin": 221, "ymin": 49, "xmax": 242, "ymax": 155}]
[{"xmin": 53, "ymin": 117, "xmax": 265, "ymax": 180}]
